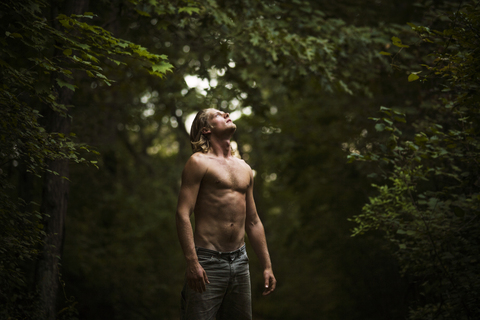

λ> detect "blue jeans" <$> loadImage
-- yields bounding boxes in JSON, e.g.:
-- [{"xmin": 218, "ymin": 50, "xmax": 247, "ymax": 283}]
[{"xmin": 181, "ymin": 244, "xmax": 252, "ymax": 320}]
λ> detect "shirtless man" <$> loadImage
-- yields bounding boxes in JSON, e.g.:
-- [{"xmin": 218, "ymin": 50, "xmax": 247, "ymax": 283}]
[{"xmin": 176, "ymin": 108, "xmax": 276, "ymax": 320}]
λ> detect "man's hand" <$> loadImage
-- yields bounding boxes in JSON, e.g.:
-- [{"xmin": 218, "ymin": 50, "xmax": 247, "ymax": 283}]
[
  {"xmin": 186, "ymin": 261, "xmax": 210, "ymax": 293},
  {"xmin": 262, "ymin": 268, "xmax": 276, "ymax": 296}
]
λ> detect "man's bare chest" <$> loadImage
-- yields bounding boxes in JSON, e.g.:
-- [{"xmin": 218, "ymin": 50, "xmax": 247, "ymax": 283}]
[{"xmin": 203, "ymin": 162, "xmax": 250, "ymax": 193}]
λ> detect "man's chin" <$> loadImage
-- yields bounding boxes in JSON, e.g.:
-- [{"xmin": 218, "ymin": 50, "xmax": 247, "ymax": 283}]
[{"xmin": 226, "ymin": 125, "xmax": 236, "ymax": 136}]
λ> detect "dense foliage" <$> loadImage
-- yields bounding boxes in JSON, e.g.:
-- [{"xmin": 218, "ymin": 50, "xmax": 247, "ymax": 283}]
[
  {"xmin": 350, "ymin": 2, "xmax": 480, "ymax": 319},
  {"xmin": 1, "ymin": 0, "xmax": 172, "ymax": 318}
]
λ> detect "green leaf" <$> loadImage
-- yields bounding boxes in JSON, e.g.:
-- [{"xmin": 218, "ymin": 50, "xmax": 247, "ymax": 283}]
[
  {"xmin": 408, "ymin": 74, "xmax": 419, "ymax": 82},
  {"xmin": 391, "ymin": 36, "xmax": 409, "ymax": 48},
  {"xmin": 59, "ymin": 19, "xmax": 71, "ymax": 29},
  {"xmin": 379, "ymin": 51, "xmax": 391, "ymax": 55},
  {"xmin": 55, "ymin": 78, "xmax": 75, "ymax": 91},
  {"xmin": 135, "ymin": 9, "xmax": 151, "ymax": 17},
  {"xmin": 375, "ymin": 123, "xmax": 385, "ymax": 132},
  {"xmin": 407, "ymin": 22, "xmax": 417, "ymax": 29},
  {"xmin": 427, "ymin": 197, "xmax": 439, "ymax": 210},
  {"xmin": 63, "ymin": 49, "xmax": 72, "ymax": 56},
  {"xmin": 250, "ymin": 33, "xmax": 261, "ymax": 46},
  {"xmin": 76, "ymin": 43, "xmax": 90, "ymax": 50},
  {"xmin": 179, "ymin": 7, "xmax": 200, "ymax": 15},
  {"xmin": 107, "ymin": 57, "xmax": 122, "ymax": 65},
  {"xmin": 152, "ymin": 62, "xmax": 174, "ymax": 74}
]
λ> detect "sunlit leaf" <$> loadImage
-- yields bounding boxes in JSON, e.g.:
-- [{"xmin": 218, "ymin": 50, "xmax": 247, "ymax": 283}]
[
  {"xmin": 408, "ymin": 73, "xmax": 419, "ymax": 81},
  {"xmin": 152, "ymin": 62, "xmax": 174, "ymax": 75}
]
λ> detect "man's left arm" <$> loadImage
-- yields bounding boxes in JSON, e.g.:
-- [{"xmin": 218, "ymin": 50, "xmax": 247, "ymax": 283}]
[{"xmin": 245, "ymin": 168, "xmax": 276, "ymax": 296}]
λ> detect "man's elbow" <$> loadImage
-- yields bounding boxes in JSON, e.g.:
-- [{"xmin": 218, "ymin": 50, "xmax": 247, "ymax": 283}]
[
  {"xmin": 176, "ymin": 210, "xmax": 190, "ymax": 225},
  {"xmin": 246, "ymin": 218, "xmax": 261, "ymax": 232}
]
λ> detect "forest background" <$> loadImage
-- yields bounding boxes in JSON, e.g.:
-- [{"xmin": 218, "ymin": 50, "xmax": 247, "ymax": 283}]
[{"xmin": 1, "ymin": 0, "xmax": 479, "ymax": 319}]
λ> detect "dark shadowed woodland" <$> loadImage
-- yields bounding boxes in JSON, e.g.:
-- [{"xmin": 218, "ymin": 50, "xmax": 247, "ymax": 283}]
[{"xmin": 1, "ymin": 0, "xmax": 479, "ymax": 319}]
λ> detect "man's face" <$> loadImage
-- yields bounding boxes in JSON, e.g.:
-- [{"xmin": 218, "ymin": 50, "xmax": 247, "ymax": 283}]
[{"xmin": 205, "ymin": 109, "xmax": 236, "ymax": 134}]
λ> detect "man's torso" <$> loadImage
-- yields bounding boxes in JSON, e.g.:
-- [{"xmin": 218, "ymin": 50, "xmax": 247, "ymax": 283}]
[{"xmin": 192, "ymin": 152, "xmax": 251, "ymax": 252}]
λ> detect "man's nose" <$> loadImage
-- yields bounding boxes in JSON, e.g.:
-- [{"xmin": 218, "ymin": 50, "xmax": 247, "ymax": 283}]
[{"xmin": 224, "ymin": 112, "xmax": 229, "ymax": 118}]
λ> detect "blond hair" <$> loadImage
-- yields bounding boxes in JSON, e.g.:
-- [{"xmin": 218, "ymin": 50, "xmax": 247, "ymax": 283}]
[{"xmin": 190, "ymin": 108, "xmax": 215, "ymax": 153}]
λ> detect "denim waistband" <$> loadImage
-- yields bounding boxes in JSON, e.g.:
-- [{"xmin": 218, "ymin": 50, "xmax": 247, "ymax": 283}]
[{"xmin": 195, "ymin": 243, "xmax": 246, "ymax": 259}]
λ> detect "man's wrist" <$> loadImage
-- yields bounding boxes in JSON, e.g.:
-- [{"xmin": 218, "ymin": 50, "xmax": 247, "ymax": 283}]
[{"xmin": 186, "ymin": 256, "xmax": 199, "ymax": 265}]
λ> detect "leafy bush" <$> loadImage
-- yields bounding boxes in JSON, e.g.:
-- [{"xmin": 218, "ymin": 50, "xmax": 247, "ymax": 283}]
[{"xmin": 350, "ymin": 2, "xmax": 480, "ymax": 319}]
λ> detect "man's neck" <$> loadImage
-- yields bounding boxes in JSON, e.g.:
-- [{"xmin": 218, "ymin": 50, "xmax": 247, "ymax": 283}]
[{"xmin": 208, "ymin": 136, "xmax": 232, "ymax": 158}]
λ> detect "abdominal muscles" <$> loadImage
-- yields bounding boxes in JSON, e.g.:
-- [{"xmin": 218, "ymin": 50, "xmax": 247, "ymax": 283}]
[{"xmin": 193, "ymin": 190, "xmax": 247, "ymax": 252}]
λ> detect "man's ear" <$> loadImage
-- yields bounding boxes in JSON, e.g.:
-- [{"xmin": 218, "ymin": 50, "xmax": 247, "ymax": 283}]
[{"xmin": 201, "ymin": 127, "xmax": 211, "ymax": 135}]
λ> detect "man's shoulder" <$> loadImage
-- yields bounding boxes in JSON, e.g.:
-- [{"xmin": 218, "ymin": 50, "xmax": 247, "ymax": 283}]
[
  {"xmin": 235, "ymin": 157, "xmax": 250, "ymax": 169},
  {"xmin": 232, "ymin": 157, "xmax": 253, "ymax": 176},
  {"xmin": 183, "ymin": 152, "xmax": 210, "ymax": 173},
  {"xmin": 189, "ymin": 151, "xmax": 209, "ymax": 162}
]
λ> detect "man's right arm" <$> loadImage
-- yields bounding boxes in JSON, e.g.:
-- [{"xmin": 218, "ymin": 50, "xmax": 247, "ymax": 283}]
[{"xmin": 176, "ymin": 154, "xmax": 210, "ymax": 293}]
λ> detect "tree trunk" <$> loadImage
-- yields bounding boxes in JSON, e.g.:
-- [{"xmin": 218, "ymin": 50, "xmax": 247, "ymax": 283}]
[
  {"xmin": 35, "ymin": 0, "xmax": 89, "ymax": 318},
  {"xmin": 36, "ymin": 158, "xmax": 70, "ymax": 320}
]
